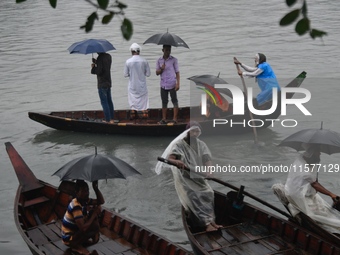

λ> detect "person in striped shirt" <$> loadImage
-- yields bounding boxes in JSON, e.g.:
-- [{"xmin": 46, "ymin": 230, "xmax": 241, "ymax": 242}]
[{"xmin": 62, "ymin": 180, "xmax": 104, "ymax": 255}]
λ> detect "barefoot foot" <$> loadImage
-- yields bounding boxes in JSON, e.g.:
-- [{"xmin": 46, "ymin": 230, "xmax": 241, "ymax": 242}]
[
  {"xmin": 205, "ymin": 224, "xmax": 218, "ymax": 232},
  {"xmin": 211, "ymin": 222, "xmax": 223, "ymax": 229}
]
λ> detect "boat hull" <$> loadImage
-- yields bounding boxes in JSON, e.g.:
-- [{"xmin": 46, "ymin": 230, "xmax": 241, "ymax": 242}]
[
  {"xmin": 6, "ymin": 142, "xmax": 191, "ymax": 255},
  {"xmin": 28, "ymin": 106, "xmax": 281, "ymax": 136},
  {"xmin": 182, "ymin": 190, "xmax": 340, "ymax": 255},
  {"xmin": 28, "ymin": 72, "xmax": 307, "ymax": 136}
]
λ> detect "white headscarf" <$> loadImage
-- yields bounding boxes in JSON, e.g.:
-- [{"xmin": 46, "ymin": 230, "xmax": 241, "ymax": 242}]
[
  {"xmin": 155, "ymin": 125, "xmax": 202, "ymax": 174},
  {"xmin": 255, "ymin": 53, "xmax": 260, "ymax": 66}
]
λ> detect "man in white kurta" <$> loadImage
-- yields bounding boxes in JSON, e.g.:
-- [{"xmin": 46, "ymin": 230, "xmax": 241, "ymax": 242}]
[
  {"xmin": 124, "ymin": 43, "xmax": 151, "ymax": 110},
  {"xmin": 284, "ymin": 144, "xmax": 340, "ymax": 234}
]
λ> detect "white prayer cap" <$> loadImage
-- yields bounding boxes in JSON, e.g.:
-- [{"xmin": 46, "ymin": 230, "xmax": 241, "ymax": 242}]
[{"xmin": 130, "ymin": 43, "xmax": 141, "ymax": 52}]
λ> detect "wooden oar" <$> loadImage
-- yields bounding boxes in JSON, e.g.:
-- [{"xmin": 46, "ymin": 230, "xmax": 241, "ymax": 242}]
[
  {"xmin": 157, "ymin": 156, "xmax": 292, "ymax": 219},
  {"xmin": 234, "ymin": 57, "xmax": 258, "ymax": 144}
]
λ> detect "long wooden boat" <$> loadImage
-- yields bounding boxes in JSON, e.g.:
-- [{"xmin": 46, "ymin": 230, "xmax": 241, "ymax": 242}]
[
  {"xmin": 5, "ymin": 142, "xmax": 192, "ymax": 255},
  {"xmin": 273, "ymin": 185, "xmax": 340, "ymax": 248},
  {"xmin": 182, "ymin": 189, "xmax": 340, "ymax": 255},
  {"xmin": 297, "ymin": 212, "xmax": 340, "ymax": 245},
  {"xmin": 28, "ymin": 71, "xmax": 306, "ymax": 136}
]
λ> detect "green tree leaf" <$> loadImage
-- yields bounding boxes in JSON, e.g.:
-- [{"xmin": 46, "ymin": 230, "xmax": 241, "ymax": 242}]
[
  {"xmin": 97, "ymin": 0, "xmax": 109, "ymax": 10},
  {"xmin": 117, "ymin": 1, "xmax": 128, "ymax": 9},
  {"xmin": 102, "ymin": 12, "xmax": 114, "ymax": 24},
  {"xmin": 88, "ymin": 12, "xmax": 99, "ymax": 23},
  {"xmin": 49, "ymin": 0, "xmax": 57, "ymax": 8},
  {"xmin": 286, "ymin": 0, "xmax": 297, "ymax": 7},
  {"xmin": 81, "ymin": 12, "xmax": 99, "ymax": 33},
  {"xmin": 14, "ymin": 0, "xmax": 327, "ymax": 41},
  {"xmin": 301, "ymin": 0, "xmax": 308, "ymax": 17},
  {"xmin": 295, "ymin": 18, "xmax": 310, "ymax": 35},
  {"xmin": 310, "ymin": 29, "xmax": 327, "ymax": 39},
  {"xmin": 279, "ymin": 9, "xmax": 300, "ymax": 26},
  {"xmin": 121, "ymin": 18, "xmax": 133, "ymax": 40}
]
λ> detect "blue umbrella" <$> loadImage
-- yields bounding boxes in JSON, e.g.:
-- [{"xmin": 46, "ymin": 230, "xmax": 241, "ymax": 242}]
[{"xmin": 68, "ymin": 39, "xmax": 116, "ymax": 55}]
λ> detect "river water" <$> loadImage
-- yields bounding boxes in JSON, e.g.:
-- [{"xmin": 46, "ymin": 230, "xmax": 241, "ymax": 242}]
[{"xmin": 1, "ymin": 0, "xmax": 340, "ymax": 253}]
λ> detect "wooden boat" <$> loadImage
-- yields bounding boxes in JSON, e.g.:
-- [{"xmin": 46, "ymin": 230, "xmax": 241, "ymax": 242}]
[
  {"xmin": 272, "ymin": 184, "xmax": 340, "ymax": 248},
  {"xmin": 296, "ymin": 212, "xmax": 340, "ymax": 246},
  {"xmin": 182, "ymin": 189, "xmax": 340, "ymax": 255},
  {"xmin": 28, "ymin": 71, "xmax": 306, "ymax": 136},
  {"xmin": 5, "ymin": 142, "xmax": 192, "ymax": 255}
]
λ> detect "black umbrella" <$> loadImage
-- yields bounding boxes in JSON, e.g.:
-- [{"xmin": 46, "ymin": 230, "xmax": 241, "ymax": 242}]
[
  {"xmin": 279, "ymin": 123, "xmax": 340, "ymax": 155},
  {"xmin": 188, "ymin": 73, "xmax": 228, "ymax": 86},
  {"xmin": 188, "ymin": 73, "xmax": 233, "ymax": 99},
  {"xmin": 143, "ymin": 30, "xmax": 189, "ymax": 48},
  {"xmin": 52, "ymin": 147, "xmax": 141, "ymax": 182},
  {"xmin": 188, "ymin": 73, "xmax": 230, "ymax": 115}
]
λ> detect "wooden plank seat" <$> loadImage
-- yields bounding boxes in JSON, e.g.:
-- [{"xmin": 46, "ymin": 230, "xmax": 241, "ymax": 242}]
[
  {"xmin": 27, "ymin": 220, "xmax": 149, "ymax": 255},
  {"xmin": 192, "ymin": 222, "xmax": 302, "ymax": 255},
  {"xmin": 26, "ymin": 221, "xmax": 60, "ymax": 242},
  {"xmin": 27, "ymin": 227, "xmax": 50, "ymax": 246},
  {"xmin": 24, "ymin": 196, "xmax": 49, "ymax": 208},
  {"xmin": 38, "ymin": 223, "xmax": 60, "ymax": 242},
  {"xmin": 98, "ymin": 238, "xmax": 133, "ymax": 253},
  {"xmin": 24, "ymin": 209, "xmax": 191, "ymax": 255}
]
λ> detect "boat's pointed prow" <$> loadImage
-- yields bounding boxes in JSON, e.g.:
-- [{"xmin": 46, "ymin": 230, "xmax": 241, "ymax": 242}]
[{"xmin": 5, "ymin": 142, "xmax": 43, "ymax": 192}]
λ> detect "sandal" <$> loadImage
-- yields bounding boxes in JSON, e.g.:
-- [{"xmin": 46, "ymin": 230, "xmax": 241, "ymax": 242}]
[
  {"xmin": 158, "ymin": 119, "xmax": 167, "ymax": 124},
  {"xmin": 168, "ymin": 120, "xmax": 177, "ymax": 124}
]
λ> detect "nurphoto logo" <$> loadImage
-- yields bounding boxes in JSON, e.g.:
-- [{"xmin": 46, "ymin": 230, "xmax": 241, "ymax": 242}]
[{"xmin": 200, "ymin": 85, "xmax": 312, "ymax": 128}]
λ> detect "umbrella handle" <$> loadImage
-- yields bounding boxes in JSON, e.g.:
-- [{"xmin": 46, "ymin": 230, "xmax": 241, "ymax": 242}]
[{"xmin": 234, "ymin": 58, "xmax": 258, "ymax": 144}]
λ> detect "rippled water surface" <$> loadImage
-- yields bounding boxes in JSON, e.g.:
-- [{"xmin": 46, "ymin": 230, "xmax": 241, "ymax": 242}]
[{"xmin": 1, "ymin": 0, "xmax": 340, "ymax": 253}]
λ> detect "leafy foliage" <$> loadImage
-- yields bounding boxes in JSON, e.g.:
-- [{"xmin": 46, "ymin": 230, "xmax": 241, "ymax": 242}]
[
  {"xmin": 280, "ymin": 9, "xmax": 300, "ymax": 26},
  {"xmin": 97, "ymin": 0, "xmax": 109, "ymax": 9},
  {"xmin": 286, "ymin": 0, "xmax": 297, "ymax": 7},
  {"xmin": 280, "ymin": 0, "xmax": 327, "ymax": 39},
  {"xmin": 79, "ymin": 0, "xmax": 131, "ymax": 38},
  {"xmin": 310, "ymin": 29, "xmax": 327, "ymax": 39},
  {"xmin": 16, "ymin": 0, "xmax": 133, "ymax": 40},
  {"xmin": 80, "ymin": 12, "xmax": 98, "ymax": 33},
  {"xmin": 49, "ymin": 0, "xmax": 57, "ymax": 8},
  {"xmin": 121, "ymin": 18, "xmax": 133, "ymax": 41},
  {"xmin": 295, "ymin": 18, "xmax": 310, "ymax": 35},
  {"xmin": 102, "ymin": 12, "xmax": 114, "ymax": 24},
  {"xmin": 16, "ymin": 0, "xmax": 326, "ymax": 41}
]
